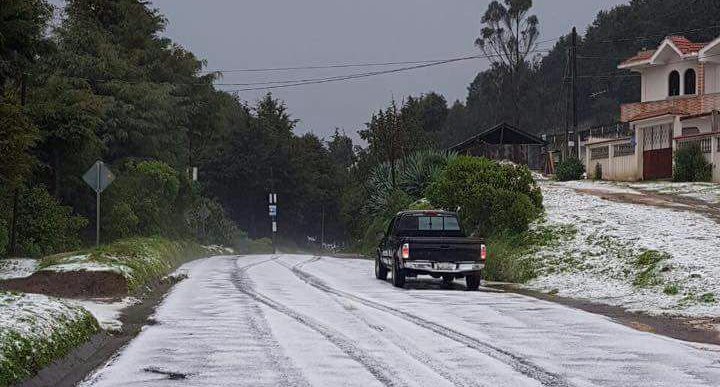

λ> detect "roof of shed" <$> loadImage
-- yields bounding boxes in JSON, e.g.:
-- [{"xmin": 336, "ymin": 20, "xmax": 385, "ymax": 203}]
[{"xmin": 449, "ymin": 122, "xmax": 546, "ymax": 151}]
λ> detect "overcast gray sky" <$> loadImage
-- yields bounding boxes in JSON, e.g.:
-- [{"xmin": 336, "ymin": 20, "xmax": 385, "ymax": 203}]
[{"xmin": 53, "ymin": 0, "xmax": 629, "ymax": 141}]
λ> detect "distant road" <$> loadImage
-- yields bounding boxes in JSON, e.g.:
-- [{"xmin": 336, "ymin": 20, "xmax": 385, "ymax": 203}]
[{"xmin": 82, "ymin": 255, "xmax": 720, "ymax": 386}]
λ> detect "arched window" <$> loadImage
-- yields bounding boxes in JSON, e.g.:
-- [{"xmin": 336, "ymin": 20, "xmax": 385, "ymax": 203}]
[
  {"xmin": 684, "ymin": 69, "xmax": 697, "ymax": 95},
  {"xmin": 669, "ymin": 71, "xmax": 680, "ymax": 96}
]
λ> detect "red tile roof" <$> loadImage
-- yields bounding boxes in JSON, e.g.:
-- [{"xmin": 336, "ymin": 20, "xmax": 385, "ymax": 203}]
[
  {"xmin": 620, "ymin": 50, "xmax": 655, "ymax": 67},
  {"xmin": 619, "ymin": 36, "xmax": 709, "ymax": 68},
  {"xmin": 667, "ymin": 36, "xmax": 707, "ymax": 55},
  {"xmin": 627, "ymin": 107, "xmax": 688, "ymax": 122}
]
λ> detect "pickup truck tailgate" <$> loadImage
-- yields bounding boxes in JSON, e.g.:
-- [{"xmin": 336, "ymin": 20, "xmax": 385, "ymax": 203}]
[{"xmin": 406, "ymin": 237, "xmax": 481, "ymax": 262}]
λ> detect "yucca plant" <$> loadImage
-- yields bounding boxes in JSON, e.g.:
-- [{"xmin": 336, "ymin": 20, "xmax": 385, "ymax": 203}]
[
  {"xmin": 364, "ymin": 149, "xmax": 457, "ymax": 219},
  {"xmin": 399, "ymin": 149, "xmax": 458, "ymax": 198}
]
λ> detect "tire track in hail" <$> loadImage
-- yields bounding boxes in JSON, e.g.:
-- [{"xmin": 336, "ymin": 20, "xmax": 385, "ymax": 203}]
[
  {"xmin": 273, "ymin": 259, "xmax": 481, "ymax": 387},
  {"xmin": 231, "ymin": 255, "xmax": 406, "ymax": 387},
  {"xmin": 289, "ymin": 256, "xmax": 571, "ymax": 387}
]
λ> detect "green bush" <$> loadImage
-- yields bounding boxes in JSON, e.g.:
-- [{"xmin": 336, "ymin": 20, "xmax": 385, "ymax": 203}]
[
  {"xmin": 483, "ymin": 225, "xmax": 577, "ymax": 283},
  {"xmin": 103, "ymin": 160, "xmax": 192, "ymax": 242},
  {"xmin": 673, "ymin": 143, "xmax": 712, "ymax": 182},
  {"xmin": 360, "ymin": 189, "xmax": 412, "ymax": 255},
  {"xmin": 483, "ymin": 232, "xmax": 537, "ymax": 283},
  {"xmin": 15, "ymin": 186, "xmax": 88, "ymax": 257},
  {"xmin": 426, "ymin": 157, "xmax": 543, "ymax": 236},
  {"xmin": 185, "ymin": 197, "xmax": 242, "ymax": 246},
  {"xmin": 555, "ymin": 157, "xmax": 585, "ymax": 181},
  {"xmin": 398, "ymin": 150, "xmax": 458, "ymax": 198},
  {"xmin": 234, "ymin": 236, "xmax": 274, "ymax": 254},
  {"xmin": 0, "ymin": 219, "xmax": 7, "ymax": 257}
]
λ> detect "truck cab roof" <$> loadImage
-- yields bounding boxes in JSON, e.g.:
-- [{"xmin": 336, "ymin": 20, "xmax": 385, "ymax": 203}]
[{"xmin": 395, "ymin": 210, "xmax": 458, "ymax": 217}]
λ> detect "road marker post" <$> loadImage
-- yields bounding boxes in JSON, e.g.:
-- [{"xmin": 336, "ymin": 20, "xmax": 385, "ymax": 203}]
[{"xmin": 269, "ymin": 193, "xmax": 278, "ymax": 254}]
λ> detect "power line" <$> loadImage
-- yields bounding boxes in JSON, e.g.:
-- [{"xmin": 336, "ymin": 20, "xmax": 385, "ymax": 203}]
[
  {"xmin": 207, "ymin": 50, "xmax": 552, "ymax": 77},
  {"xmin": 221, "ymin": 56, "xmax": 482, "ymax": 92},
  {"xmin": 201, "ymin": 57, "xmax": 473, "ymax": 73},
  {"xmin": 212, "ymin": 56, "xmax": 482, "ymax": 87},
  {"xmin": 219, "ymin": 49, "xmax": 552, "ymax": 92},
  {"xmin": 214, "ymin": 51, "xmax": 547, "ymax": 87}
]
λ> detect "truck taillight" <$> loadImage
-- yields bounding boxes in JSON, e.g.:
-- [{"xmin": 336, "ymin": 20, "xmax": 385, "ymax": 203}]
[
  {"xmin": 401, "ymin": 243, "xmax": 410, "ymax": 260},
  {"xmin": 480, "ymin": 244, "xmax": 487, "ymax": 261}
]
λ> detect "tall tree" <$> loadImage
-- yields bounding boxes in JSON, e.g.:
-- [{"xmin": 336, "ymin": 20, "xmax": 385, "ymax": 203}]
[
  {"xmin": 359, "ymin": 101, "xmax": 405, "ymax": 186},
  {"xmin": 327, "ymin": 129, "xmax": 355, "ymax": 170},
  {"xmin": 401, "ymin": 93, "xmax": 449, "ymax": 147},
  {"xmin": 475, "ymin": 0, "xmax": 539, "ymax": 125},
  {"xmin": 0, "ymin": 0, "xmax": 52, "ymax": 99}
]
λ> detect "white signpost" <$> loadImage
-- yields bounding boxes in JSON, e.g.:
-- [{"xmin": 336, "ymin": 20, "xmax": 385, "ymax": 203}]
[
  {"xmin": 83, "ymin": 161, "xmax": 115, "ymax": 247},
  {"xmin": 269, "ymin": 193, "xmax": 277, "ymax": 253}
]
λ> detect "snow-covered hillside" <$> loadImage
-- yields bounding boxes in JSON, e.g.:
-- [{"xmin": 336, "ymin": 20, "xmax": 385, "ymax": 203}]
[{"xmin": 525, "ymin": 180, "xmax": 720, "ymax": 317}]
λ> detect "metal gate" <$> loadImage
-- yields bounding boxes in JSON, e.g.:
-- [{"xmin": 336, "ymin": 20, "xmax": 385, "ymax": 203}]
[{"xmin": 642, "ymin": 124, "xmax": 673, "ymax": 180}]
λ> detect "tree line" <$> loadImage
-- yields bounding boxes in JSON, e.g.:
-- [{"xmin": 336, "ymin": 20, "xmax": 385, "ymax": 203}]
[
  {"xmin": 2, "ymin": 0, "xmax": 716, "ymax": 256},
  {"xmin": 0, "ymin": 0, "xmax": 359, "ymax": 255}
]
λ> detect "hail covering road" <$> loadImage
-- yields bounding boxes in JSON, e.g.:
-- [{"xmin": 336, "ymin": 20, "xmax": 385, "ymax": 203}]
[{"xmin": 82, "ymin": 255, "xmax": 720, "ymax": 387}]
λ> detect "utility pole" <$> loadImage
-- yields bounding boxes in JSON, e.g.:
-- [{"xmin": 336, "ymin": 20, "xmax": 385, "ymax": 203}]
[
  {"xmin": 320, "ymin": 204, "xmax": 325, "ymax": 252},
  {"xmin": 570, "ymin": 26, "xmax": 579, "ymax": 159}
]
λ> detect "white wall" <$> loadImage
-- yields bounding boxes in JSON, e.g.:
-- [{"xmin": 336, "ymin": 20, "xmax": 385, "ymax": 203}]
[
  {"xmin": 705, "ymin": 63, "xmax": 720, "ymax": 94},
  {"xmin": 681, "ymin": 117, "xmax": 713, "ymax": 134},
  {"xmin": 640, "ymin": 62, "xmax": 699, "ymax": 102},
  {"xmin": 585, "ymin": 140, "xmax": 641, "ymax": 181}
]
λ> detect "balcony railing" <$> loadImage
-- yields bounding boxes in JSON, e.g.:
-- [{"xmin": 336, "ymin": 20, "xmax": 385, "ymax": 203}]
[
  {"xmin": 675, "ymin": 132, "xmax": 718, "ymax": 154},
  {"xmin": 620, "ymin": 93, "xmax": 720, "ymax": 122}
]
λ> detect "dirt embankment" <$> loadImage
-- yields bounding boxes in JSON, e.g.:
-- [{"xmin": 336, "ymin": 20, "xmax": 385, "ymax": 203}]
[
  {"xmin": 18, "ymin": 277, "xmax": 180, "ymax": 387},
  {"xmin": 0, "ymin": 271, "xmax": 128, "ymax": 298}
]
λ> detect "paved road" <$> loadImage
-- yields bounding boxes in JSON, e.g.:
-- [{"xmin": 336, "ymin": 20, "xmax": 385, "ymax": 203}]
[{"xmin": 82, "ymin": 255, "xmax": 720, "ymax": 386}]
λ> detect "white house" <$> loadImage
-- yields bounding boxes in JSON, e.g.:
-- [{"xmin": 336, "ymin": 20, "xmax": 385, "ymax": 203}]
[{"xmin": 585, "ymin": 35, "xmax": 720, "ymax": 182}]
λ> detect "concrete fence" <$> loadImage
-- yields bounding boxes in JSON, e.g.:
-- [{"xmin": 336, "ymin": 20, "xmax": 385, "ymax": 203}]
[{"xmin": 586, "ymin": 137, "xmax": 640, "ymax": 181}]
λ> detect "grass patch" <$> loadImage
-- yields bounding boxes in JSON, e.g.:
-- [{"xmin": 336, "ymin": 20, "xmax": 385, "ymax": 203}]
[
  {"xmin": 632, "ymin": 250, "xmax": 670, "ymax": 288},
  {"xmin": 0, "ymin": 293, "xmax": 99, "ymax": 386},
  {"xmin": 484, "ymin": 224, "xmax": 577, "ymax": 283},
  {"xmin": 663, "ymin": 284, "xmax": 680, "ymax": 295},
  {"xmin": 700, "ymin": 293, "xmax": 716, "ymax": 304},
  {"xmin": 39, "ymin": 237, "xmax": 207, "ymax": 293}
]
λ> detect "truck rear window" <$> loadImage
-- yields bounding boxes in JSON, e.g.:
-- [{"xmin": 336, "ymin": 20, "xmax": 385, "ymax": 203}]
[{"xmin": 398, "ymin": 215, "xmax": 461, "ymax": 231}]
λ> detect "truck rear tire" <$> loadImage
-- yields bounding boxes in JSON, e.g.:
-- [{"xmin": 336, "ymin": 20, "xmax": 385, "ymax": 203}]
[
  {"xmin": 442, "ymin": 275, "xmax": 454, "ymax": 285},
  {"xmin": 466, "ymin": 273, "xmax": 481, "ymax": 291},
  {"xmin": 375, "ymin": 255, "xmax": 388, "ymax": 280},
  {"xmin": 391, "ymin": 258, "xmax": 406, "ymax": 288}
]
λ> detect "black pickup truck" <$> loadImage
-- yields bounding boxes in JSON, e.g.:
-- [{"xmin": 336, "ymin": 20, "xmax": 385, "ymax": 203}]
[{"xmin": 375, "ymin": 210, "xmax": 486, "ymax": 290}]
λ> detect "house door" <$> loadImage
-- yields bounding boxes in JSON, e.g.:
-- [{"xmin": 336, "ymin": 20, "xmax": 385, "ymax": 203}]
[{"xmin": 642, "ymin": 124, "xmax": 673, "ymax": 180}]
